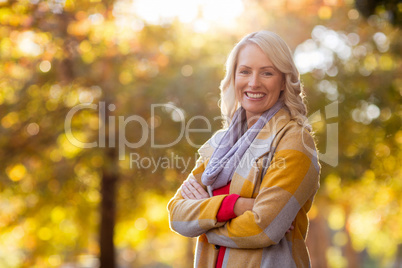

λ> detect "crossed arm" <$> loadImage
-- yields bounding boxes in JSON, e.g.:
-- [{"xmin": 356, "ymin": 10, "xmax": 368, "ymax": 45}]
[
  {"xmin": 181, "ymin": 178, "xmax": 294, "ymax": 232},
  {"xmin": 168, "ymin": 129, "xmax": 319, "ymax": 247}
]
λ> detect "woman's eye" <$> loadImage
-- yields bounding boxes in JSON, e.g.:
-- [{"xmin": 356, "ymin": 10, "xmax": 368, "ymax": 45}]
[
  {"xmin": 263, "ymin": 72, "xmax": 273, "ymax": 76},
  {"xmin": 239, "ymin": 70, "xmax": 249, "ymax": 74}
]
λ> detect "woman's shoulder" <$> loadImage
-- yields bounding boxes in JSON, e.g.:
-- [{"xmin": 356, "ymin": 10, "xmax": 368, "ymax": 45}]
[
  {"xmin": 274, "ymin": 117, "xmax": 318, "ymax": 160},
  {"xmin": 280, "ymin": 117, "xmax": 314, "ymax": 142},
  {"xmin": 269, "ymin": 107, "xmax": 313, "ymax": 141}
]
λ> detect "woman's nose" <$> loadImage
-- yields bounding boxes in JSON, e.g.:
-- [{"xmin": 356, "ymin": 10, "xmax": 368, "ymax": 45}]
[{"xmin": 248, "ymin": 74, "xmax": 260, "ymax": 88}]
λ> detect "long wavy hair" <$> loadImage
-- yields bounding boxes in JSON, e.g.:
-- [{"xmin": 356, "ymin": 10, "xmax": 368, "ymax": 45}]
[{"xmin": 219, "ymin": 31, "xmax": 310, "ymax": 130}]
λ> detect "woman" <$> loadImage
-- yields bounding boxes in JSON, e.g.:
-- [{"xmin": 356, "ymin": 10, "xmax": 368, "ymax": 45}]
[{"xmin": 167, "ymin": 31, "xmax": 320, "ymax": 268}]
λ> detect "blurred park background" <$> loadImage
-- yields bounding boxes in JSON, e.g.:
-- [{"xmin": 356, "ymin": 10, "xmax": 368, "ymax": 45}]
[{"xmin": 0, "ymin": 0, "xmax": 401, "ymax": 267}]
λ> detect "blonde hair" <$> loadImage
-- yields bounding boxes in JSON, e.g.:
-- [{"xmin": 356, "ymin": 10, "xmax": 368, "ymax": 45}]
[{"xmin": 219, "ymin": 31, "xmax": 309, "ymax": 129}]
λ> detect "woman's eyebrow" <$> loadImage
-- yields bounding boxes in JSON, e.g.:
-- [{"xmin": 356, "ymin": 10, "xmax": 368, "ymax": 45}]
[
  {"xmin": 260, "ymin": 66, "xmax": 276, "ymax": 70},
  {"xmin": 238, "ymin": 65, "xmax": 276, "ymax": 70}
]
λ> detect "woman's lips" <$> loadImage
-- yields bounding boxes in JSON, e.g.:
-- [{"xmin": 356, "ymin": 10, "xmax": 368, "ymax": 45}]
[{"xmin": 245, "ymin": 92, "xmax": 266, "ymax": 100}]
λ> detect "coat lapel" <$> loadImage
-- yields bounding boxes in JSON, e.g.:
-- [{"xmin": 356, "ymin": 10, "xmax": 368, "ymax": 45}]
[{"xmin": 198, "ymin": 108, "xmax": 291, "ymax": 197}]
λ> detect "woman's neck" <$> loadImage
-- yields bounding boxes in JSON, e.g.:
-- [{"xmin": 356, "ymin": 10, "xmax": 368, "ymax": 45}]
[{"xmin": 246, "ymin": 111, "xmax": 262, "ymax": 128}]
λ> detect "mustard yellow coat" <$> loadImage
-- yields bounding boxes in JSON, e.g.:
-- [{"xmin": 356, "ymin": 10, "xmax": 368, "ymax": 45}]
[{"xmin": 168, "ymin": 108, "xmax": 321, "ymax": 267}]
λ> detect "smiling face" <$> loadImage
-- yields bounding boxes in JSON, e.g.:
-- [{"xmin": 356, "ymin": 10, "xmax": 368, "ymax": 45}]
[{"xmin": 235, "ymin": 43, "xmax": 285, "ymax": 126}]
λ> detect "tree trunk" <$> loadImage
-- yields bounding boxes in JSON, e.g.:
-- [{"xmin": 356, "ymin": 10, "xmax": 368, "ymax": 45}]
[
  {"xmin": 98, "ymin": 32, "xmax": 118, "ymax": 265},
  {"xmin": 100, "ymin": 148, "xmax": 118, "ymax": 268},
  {"xmin": 307, "ymin": 213, "xmax": 330, "ymax": 268},
  {"xmin": 394, "ymin": 244, "xmax": 402, "ymax": 268},
  {"xmin": 99, "ymin": 85, "xmax": 118, "ymax": 267}
]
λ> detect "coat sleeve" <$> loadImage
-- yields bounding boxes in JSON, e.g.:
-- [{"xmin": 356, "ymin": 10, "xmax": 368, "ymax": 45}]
[
  {"xmin": 205, "ymin": 127, "xmax": 321, "ymax": 249},
  {"xmin": 167, "ymin": 156, "xmax": 228, "ymax": 237}
]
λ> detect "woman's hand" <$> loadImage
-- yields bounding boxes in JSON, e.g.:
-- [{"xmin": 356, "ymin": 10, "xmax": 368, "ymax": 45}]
[
  {"xmin": 181, "ymin": 178, "xmax": 209, "ymax": 200},
  {"xmin": 286, "ymin": 224, "xmax": 294, "ymax": 233}
]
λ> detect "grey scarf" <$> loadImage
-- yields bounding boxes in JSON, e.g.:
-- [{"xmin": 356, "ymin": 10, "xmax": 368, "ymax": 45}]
[{"xmin": 201, "ymin": 101, "xmax": 283, "ymax": 191}]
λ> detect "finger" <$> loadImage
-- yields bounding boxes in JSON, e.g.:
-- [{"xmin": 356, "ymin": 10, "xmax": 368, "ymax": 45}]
[
  {"xmin": 181, "ymin": 189, "xmax": 189, "ymax": 199},
  {"xmin": 186, "ymin": 180, "xmax": 203, "ymax": 199},
  {"xmin": 182, "ymin": 184, "xmax": 196, "ymax": 199},
  {"xmin": 185, "ymin": 181, "xmax": 204, "ymax": 199},
  {"xmin": 189, "ymin": 179, "xmax": 209, "ymax": 198},
  {"xmin": 181, "ymin": 184, "xmax": 189, "ymax": 199},
  {"xmin": 286, "ymin": 225, "xmax": 295, "ymax": 233},
  {"xmin": 190, "ymin": 179, "xmax": 209, "ymax": 198}
]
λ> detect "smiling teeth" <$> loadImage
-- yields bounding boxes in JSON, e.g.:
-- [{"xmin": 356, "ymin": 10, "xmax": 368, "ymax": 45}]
[{"xmin": 247, "ymin": 93, "xmax": 265, "ymax": 99}]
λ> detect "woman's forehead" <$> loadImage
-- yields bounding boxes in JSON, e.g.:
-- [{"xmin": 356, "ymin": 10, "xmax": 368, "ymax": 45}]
[{"xmin": 237, "ymin": 44, "xmax": 275, "ymax": 67}]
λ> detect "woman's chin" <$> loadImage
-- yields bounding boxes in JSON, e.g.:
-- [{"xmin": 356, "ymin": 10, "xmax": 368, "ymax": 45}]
[{"xmin": 242, "ymin": 103, "xmax": 269, "ymax": 115}]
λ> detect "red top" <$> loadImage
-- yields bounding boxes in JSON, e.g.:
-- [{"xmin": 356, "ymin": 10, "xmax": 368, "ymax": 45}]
[{"xmin": 213, "ymin": 182, "xmax": 240, "ymax": 268}]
